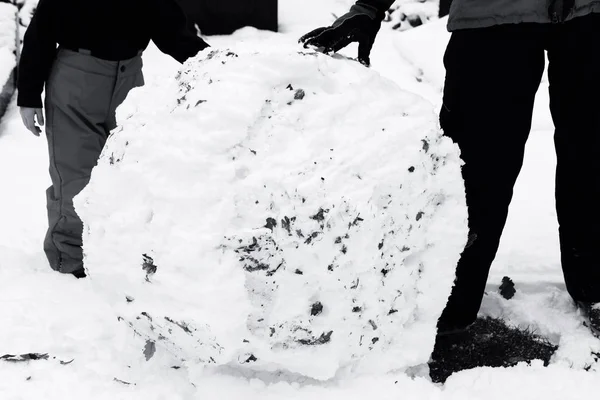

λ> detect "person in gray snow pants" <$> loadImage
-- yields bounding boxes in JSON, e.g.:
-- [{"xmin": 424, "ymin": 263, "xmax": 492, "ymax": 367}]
[
  {"xmin": 300, "ymin": 0, "xmax": 600, "ymax": 336},
  {"xmin": 17, "ymin": 0, "xmax": 210, "ymax": 277},
  {"xmin": 42, "ymin": 49, "xmax": 143, "ymax": 275}
]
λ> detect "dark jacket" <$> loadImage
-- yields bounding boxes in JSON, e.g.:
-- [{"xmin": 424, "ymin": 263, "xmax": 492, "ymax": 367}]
[
  {"xmin": 448, "ymin": 0, "xmax": 600, "ymax": 30},
  {"xmin": 17, "ymin": 0, "xmax": 209, "ymax": 108},
  {"xmin": 355, "ymin": 0, "xmax": 600, "ymax": 31}
]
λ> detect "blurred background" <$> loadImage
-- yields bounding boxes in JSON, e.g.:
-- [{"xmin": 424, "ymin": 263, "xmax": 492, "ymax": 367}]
[
  {"xmin": 0, "ymin": 0, "xmax": 452, "ymax": 120},
  {"xmin": 174, "ymin": 0, "xmax": 452, "ymax": 34}
]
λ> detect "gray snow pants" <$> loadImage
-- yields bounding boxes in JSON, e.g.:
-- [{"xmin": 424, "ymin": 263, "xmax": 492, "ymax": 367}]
[{"xmin": 44, "ymin": 48, "xmax": 144, "ymax": 274}]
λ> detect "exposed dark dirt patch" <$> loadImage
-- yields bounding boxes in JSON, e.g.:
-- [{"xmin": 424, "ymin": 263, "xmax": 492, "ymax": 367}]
[{"xmin": 429, "ymin": 317, "xmax": 557, "ymax": 384}]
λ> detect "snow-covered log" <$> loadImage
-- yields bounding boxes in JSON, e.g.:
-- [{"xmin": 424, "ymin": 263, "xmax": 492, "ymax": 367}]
[{"xmin": 76, "ymin": 35, "xmax": 467, "ymax": 380}]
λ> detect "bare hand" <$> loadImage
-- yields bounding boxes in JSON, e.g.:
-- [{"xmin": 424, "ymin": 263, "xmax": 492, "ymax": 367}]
[{"xmin": 20, "ymin": 107, "xmax": 44, "ymax": 136}]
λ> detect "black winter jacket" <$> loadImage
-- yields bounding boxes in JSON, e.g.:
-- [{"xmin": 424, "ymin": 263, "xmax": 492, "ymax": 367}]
[
  {"xmin": 353, "ymin": 0, "xmax": 599, "ymax": 31},
  {"xmin": 18, "ymin": 0, "xmax": 209, "ymax": 108}
]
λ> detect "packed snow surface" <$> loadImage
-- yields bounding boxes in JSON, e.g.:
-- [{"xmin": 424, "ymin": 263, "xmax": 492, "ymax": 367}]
[{"xmin": 75, "ymin": 36, "xmax": 467, "ymax": 379}]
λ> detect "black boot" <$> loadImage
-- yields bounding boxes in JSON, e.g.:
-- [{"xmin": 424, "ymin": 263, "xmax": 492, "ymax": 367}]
[
  {"xmin": 576, "ymin": 301, "xmax": 600, "ymax": 336},
  {"xmin": 71, "ymin": 268, "xmax": 87, "ymax": 279},
  {"xmin": 436, "ymin": 309, "xmax": 475, "ymax": 337}
]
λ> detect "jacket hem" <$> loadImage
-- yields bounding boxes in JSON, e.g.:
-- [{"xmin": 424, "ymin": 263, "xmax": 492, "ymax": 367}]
[{"xmin": 447, "ymin": 2, "xmax": 600, "ymax": 31}]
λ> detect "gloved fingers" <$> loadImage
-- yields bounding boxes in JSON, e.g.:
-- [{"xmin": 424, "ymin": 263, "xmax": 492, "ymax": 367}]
[
  {"xmin": 300, "ymin": 13, "xmax": 378, "ymax": 61},
  {"xmin": 299, "ymin": 27, "xmax": 328, "ymax": 45},
  {"xmin": 326, "ymin": 33, "xmax": 356, "ymax": 54},
  {"xmin": 304, "ymin": 29, "xmax": 344, "ymax": 50},
  {"xmin": 306, "ymin": 21, "xmax": 355, "ymax": 51},
  {"xmin": 302, "ymin": 14, "xmax": 361, "ymax": 49},
  {"xmin": 357, "ymin": 34, "xmax": 375, "ymax": 67}
]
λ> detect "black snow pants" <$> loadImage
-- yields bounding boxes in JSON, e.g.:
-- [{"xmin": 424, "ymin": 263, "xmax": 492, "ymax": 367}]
[{"xmin": 438, "ymin": 13, "xmax": 600, "ymax": 330}]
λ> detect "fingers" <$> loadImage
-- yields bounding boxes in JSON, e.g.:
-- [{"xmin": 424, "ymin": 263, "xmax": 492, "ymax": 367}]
[
  {"xmin": 299, "ymin": 14, "xmax": 377, "ymax": 67},
  {"xmin": 26, "ymin": 120, "xmax": 40, "ymax": 136},
  {"xmin": 28, "ymin": 119, "xmax": 40, "ymax": 136},
  {"xmin": 299, "ymin": 27, "xmax": 328, "ymax": 46},
  {"xmin": 304, "ymin": 26, "xmax": 351, "ymax": 53},
  {"xmin": 301, "ymin": 18, "xmax": 355, "ymax": 50},
  {"xmin": 19, "ymin": 108, "xmax": 41, "ymax": 136},
  {"xmin": 300, "ymin": 15, "xmax": 363, "ymax": 55},
  {"xmin": 20, "ymin": 111, "xmax": 32, "ymax": 135},
  {"xmin": 327, "ymin": 34, "xmax": 356, "ymax": 54},
  {"xmin": 357, "ymin": 35, "xmax": 374, "ymax": 67},
  {"xmin": 35, "ymin": 108, "xmax": 45, "ymax": 126}
]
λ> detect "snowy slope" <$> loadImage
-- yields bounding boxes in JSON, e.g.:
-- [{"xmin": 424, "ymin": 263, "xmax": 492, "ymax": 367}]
[{"xmin": 75, "ymin": 32, "xmax": 466, "ymax": 380}]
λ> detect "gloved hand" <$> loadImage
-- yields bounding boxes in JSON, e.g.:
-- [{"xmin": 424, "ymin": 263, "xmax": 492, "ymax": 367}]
[
  {"xmin": 19, "ymin": 107, "xmax": 44, "ymax": 136},
  {"xmin": 299, "ymin": 4, "xmax": 384, "ymax": 67}
]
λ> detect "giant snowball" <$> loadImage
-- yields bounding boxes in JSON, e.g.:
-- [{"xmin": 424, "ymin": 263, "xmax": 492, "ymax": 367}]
[{"xmin": 76, "ymin": 36, "xmax": 467, "ymax": 380}]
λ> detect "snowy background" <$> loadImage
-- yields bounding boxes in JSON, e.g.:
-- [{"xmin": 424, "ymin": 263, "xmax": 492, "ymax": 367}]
[
  {"xmin": 0, "ymin": 2, "xmax": 16, "ymax": 86},
  {"xmin": 1, "ymin": 0, "xmax": 599, "ymax": 399},
  {"xmin": 0, "ymin": 1, "xmax": 17, "ymax": 118}
]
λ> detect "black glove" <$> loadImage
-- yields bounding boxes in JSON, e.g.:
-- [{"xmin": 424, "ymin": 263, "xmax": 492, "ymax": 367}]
[{"xmin": 299, "ymin": 4, "xmax": 384, "ymax": 67}]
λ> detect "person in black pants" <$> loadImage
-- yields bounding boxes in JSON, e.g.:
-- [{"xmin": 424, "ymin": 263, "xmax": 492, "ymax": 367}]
[{"xmin": 300, "ymin": 0, "xmax": 600, "ymax": 335}]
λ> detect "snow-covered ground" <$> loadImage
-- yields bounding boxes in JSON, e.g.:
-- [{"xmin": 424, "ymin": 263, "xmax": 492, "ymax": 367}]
[{"xmin": 1, "ymin": 1, "xmax": 599, "ymax": 399}]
